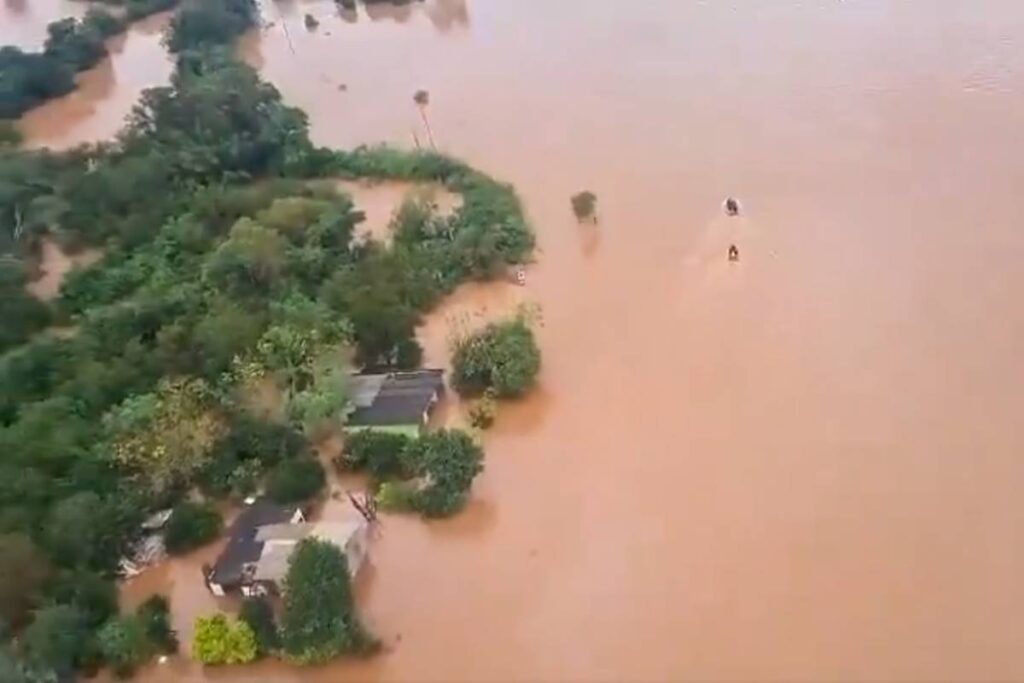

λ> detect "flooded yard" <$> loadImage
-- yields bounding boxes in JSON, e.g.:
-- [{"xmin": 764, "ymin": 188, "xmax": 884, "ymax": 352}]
[{"xmin": 11, "ymin": 0, "xmax": 1024, "ymax": 680}]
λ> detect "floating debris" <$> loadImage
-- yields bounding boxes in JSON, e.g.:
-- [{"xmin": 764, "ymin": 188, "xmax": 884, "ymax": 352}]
[{"xmin": 304, "ymin": 13, "xmax": 320, "ymax": 29}]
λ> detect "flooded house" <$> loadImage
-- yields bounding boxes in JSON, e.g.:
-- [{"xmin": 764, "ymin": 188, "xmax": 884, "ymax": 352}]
[
  {"xmin": 205, "ymin": 498, "xmax": 305, "ymax": 597},
  {"xmin": 205, "ymin": 497, "xmax": 369, "ymax": 597},
  {"xmin": 347, "ymin": 369, "xmax": 445, "ymax": 437}
]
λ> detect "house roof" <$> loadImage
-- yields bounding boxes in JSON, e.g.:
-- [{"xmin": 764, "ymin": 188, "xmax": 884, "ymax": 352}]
[
  {"xmin": 252, "ymin": 521, "xmax": 365, "ymax": 584},
  {"xmin": 348, "ymin": 369, "xmax": 444, "ymax": 426},
  {"xmin": 208, "ymin": 498, "xmax": 299, "ymax": 587}
]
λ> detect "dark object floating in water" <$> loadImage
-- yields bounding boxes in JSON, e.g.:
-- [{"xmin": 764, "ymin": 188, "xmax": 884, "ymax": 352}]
[
  {"xmin": 337, "ymin": 83, "xmax": 348, "ymax": 91},
  {"xmin": 728, "ymin": 244, "xmax": 739, "ymax": 262},
  {"xmin": 725, "ymin": 197, "xmax": 740, "ymax": 216},
  {"xmin": 304, "ymin": 13, "xmax": 320, "ymax": 29}
]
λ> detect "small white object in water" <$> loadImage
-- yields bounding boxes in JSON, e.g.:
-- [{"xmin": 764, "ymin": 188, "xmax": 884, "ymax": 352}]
[{"xmin": 158, "ymin": 656, "xmax": 168, "ymax": 665}]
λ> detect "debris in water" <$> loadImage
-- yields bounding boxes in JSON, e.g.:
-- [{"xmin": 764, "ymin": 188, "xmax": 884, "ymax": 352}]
[
  {"xmin": 338, "ymin": 83, "xmax": 348, "ymax": 91},
  {"xmin": 304, "ymin": 13, "xmax": 320, "ymax": 29},
  {"xmin": 725, "ymin": 196, "xmax": 740, "ymax": 216}
]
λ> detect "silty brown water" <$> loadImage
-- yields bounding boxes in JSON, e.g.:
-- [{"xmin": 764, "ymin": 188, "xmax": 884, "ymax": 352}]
[{"xmin": 13, "ymin": 0, "xmax": 1024, "ymax": 679}]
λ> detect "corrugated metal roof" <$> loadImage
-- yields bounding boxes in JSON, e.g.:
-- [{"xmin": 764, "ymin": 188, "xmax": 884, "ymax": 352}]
[{"xmin": 348, "ymin": 369, "xmax": 444, "ymax": 426}]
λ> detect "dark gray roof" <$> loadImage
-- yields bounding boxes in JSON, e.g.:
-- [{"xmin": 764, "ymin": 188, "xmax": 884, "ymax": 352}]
[
  {"xmin": 208, "ymin": 498, "xmax": 298, "ymax": 588},
  {"xmin": 348, "ymin": 369, "xmax": 444, "ymax": 426}
]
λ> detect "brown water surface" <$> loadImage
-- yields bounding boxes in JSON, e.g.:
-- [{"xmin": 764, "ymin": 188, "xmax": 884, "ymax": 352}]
[{"xmin": 13, "ymin": 0, "xmax": 1024, "ymax": 680}]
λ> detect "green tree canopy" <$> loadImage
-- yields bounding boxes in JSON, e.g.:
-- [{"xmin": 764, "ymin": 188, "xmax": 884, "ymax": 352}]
[
  {"xmin": 279, "ymin": 538, "xmax": 374, "ymax": 664},
  {"xmin": 163, "ymin": 501, "xmax": 222, "ymax": 555},
  {"xmin": 451, "ymin": 317, "xmax": 540, "ymax": 398},
  {"xmin": 0, "ymin": 534, "xmax": 51, "ymax": 628}
]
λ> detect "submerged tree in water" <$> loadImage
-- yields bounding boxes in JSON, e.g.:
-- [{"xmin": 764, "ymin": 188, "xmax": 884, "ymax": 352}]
[{"xmin": 571, "ymin": 190, "xmax": 597, "ymax": 222}]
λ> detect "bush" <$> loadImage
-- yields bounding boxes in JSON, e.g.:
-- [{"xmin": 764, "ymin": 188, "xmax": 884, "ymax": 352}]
[
  {"xmin": 238, "ymin": 597, "xmax": 278, "ymax": 657},
  {"xmin": 451, "ymin": 317, "xmax": 540, "ymax": 398},
  {"xmin": 163, "ymin": 502, "xmax": 222, "ymax": 555},
  {"xmin": 374, "ymin": 481, "xmax": 415, "ymax": 512},
  {"xmin": 265, "ymin": 458, "xmax": 325, "ymax": 504},
  {"xmin": 468, "ymin": 389, "xmax": 497, "ymax": 429},
  {"xmin": 280, "ymin": 539, "xmax": 375, "ymax": 664},
  {"xmin": 97, "ymin": 615, "xmax": 152, "ymax": 678},
  {"xmin": 404, "ymin": 430, "xmax": 483, "ymax": 517},
  {"xmin": 44, "ymin": 18, "xmax": 107, "ymax": 72},
  {"xmin": 191, "ymin": 614, "xmax": 257, "ymax": 665},
  {"xmin": 136, "ymin": 595, "xmax": 178, "ymax": 654},
  {"xmin": 338, "ymin": 431, "xmax": 411, "ymax": 481}
]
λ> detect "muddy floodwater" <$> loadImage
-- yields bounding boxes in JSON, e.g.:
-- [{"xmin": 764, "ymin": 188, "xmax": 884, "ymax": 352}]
[{"xmin": 13, "ymin": 0, "xmax": 1024, "ymax": 680}]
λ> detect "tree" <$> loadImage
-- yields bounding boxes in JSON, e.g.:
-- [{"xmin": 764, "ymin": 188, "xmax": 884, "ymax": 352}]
[
  {"xmin": 338, "ymin": 430, "xmax": 411, "ymax": 481},
  {"xmin": 451, "ymin": 317, "xmax": 540, "ymax": 397},
  {"xmin": 192, "ymin": 301, "xmax": 267, "ymax": 378},
  {"xmin": 163, "ymin": 502, "xmax": 222, "ymax": 555},
  {"xmin": 0, "ymin": 259, "xmax": 52, "ymax": 353},
  {"xmin": 203, "ymin": 218, "xmax": 288, "ymax": 297},
  {"xmin": 402, "ymin": 429, "xmax": 483, "ymax": 517},
  {"xmin": 239, "ymin": 597, "xmax": 278, "ymax": 656},
  {"xmin": 191, "ymin": 614, "xmax": 257, "ymax": 665},
  {"xmin": 44, "ymin": 492, "xmax": 122, "ymax": 571},
  {"xmin": 265, "ymin": 458, "xmax": 325, "ymax": 504},
  {"xmin": 20, "ymin": 605, "xmax": 87, "ymax": 678},
  {"xmin": 49, "ymin": 570, "xmax": 117, "ymax": 629},
  {"xmin": 280, "ymin": 539, "xmax": 374, "ymax": 664},
  {"xmin": 136, "ymin": 594, "xmax": 178, "ymax": 654},
  {"xmin": 0, "ymin": 647, "xmax": 57, "ymax": 683},
  {"xmin": 97, "ymin": 615, "xmax": 152, "ymax": 678},
  {"xmin": 105, "ymin": 377, "xmax": 226, "ymax": 493},
  {"xmin": 166, "ymin": 0, "xmax": 258, "ymax": 53},
  {"xmin": 570, "ymin": 190, "xmax": 597, "ymax": 222},
  {"xmin": 0, "ymin": 534, "xmax": 51, "ymax": 628},
  {"xmin": 43, "ymin": 18, "xmax": 107, "ymax": 72}
]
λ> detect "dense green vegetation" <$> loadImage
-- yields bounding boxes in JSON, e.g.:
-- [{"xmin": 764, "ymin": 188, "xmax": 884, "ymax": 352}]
[
  {"xmin": 162, "ymin": 501, "xmax": 222, "ymax": 554},
  {"xmin": 451, "ymin": 317, "xmax": 541, "ymax": 397},
  {"xmin": 279, "ymin": 538, "xmax": 375, "ymax": 664},
  {"xmin": 344, "ymin": 429, "xmax": 485, "ymax": 518},
  {"xmin": 0, "ymin": 0, "xmax": 533, "ymax": 674},
  {"xmin": 191, "ymin": 614, "xmax": 257, "ymax": 665},
  {"xmin": 238, "ymin": 597, "xmax": 278, "ymax": 657},
  {"xmin": 0, "ymin": 6, "xmax": 171, "ymax": 119}
]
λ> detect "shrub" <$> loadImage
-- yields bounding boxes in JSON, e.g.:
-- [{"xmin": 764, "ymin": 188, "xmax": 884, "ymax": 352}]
[
  {"xmin": 374, "ymin": 481, "xmax": 415, "ymax": 512},
  {"xmin": 163, "ymin": 502, "xmax": 222, "ymax": 555},
  {"xmin": 238, "ymin": 597, "xmax": 278, "ymax": 656},
  {"xmin": 97, "ymin": 615, "xmax": 152, "ymax": 678},
  {"xmin": 338, "ymin": 431, "xmax": 411, "ymax": 481},
  {"xmin": 136, "ymin": 595, "xmax": 178, "ymax": 654},
  {"xmin": 265, "ymin": 458, "xmax": 325, "ymax": 504},
  {"xmin": 280, "ymin": 539, "xmax": 375, "ymax": 664},
  {"xmin": 404, "ymin": 430, "xmax": 483, "ymax": 517},
  {"xmin": 191, "ymin": 614, "xmax": 257, "ymax": 665},
  {"xmin": 451, "ymin": 317, "xmax": 540, "ymax": 398},
  {"xmin": 570, "ymin": 190, "xmax": 597, "ymax": 221},
  {"xmin": 468, "ymin": 389, "xmax": 497, "ymax": 429}
]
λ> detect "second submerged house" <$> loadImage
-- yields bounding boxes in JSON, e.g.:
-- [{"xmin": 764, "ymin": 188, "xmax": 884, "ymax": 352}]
[{"xmin": 347, "ymin": 369, "xmax": 444, "ymax": 437}]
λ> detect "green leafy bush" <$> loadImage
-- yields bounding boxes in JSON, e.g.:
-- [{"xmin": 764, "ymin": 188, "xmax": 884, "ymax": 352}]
[
  {"xmin": 192, "ymin": 614, "xmax": 257, "ymax": 665},
  {"xmin": 451, "ymin": 317, "xmax": 540, "ymax": 397},
  {"xmin": 163, "ymin": 502, "xmax": 222, "ymax": 555},
  {"xmin": 404, "ymin": 430, "xmax": 483, "ymax": 517},
  {"xmin": 97, "ymin": 615, "xmax": 152, "ymax": 678},
  {"xmin": 338, "ymin": 431, "xmax": 411, "ymax": 481},
  {"xmin": 265, "ymin": 458, "xmax": 325, "ymax": 504}
]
